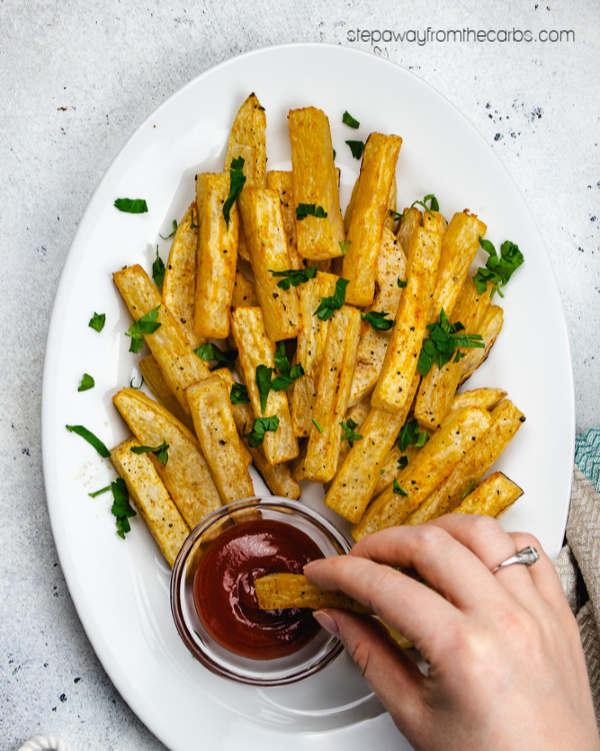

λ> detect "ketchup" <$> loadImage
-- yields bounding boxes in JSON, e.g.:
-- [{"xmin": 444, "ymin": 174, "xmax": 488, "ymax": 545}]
[{"xmin": 193, "ymin": 518, "xmax": 323, "ymax": 660}]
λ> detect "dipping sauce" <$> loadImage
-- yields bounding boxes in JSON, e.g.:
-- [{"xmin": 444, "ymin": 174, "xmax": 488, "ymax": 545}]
[{"xmin": 193, "ymin": 518, "xmax": 324, "ymax": 660}]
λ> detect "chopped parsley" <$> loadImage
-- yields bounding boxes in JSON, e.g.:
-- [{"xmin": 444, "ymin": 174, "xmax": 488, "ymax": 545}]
[
  {"xmin": 473, "ymin": 237, "xmax": 524, "ymax": 298},
  {"xmin": 361, "ymin": 310, "xmax": 395, "ymax": 331},
  {"xmin": 391, "ymin": 194, "xmax": 439, "ymax": 221},
  {"xmin": 296, "ymin": 203, "xmax": 328, "ymax": 220},
  {"xmin": 312, "ymin": 418, "xmax": 323, "ymax": 433},
  {"xmin": 159, "ymin": 220, "xmax": 177, "ymax": 239},
  {"xmin": 314, "ymin": 278, "xmax": 349, "ymax": 321},
  {"xmin": 255, "ymin": 364, "xmax": 274, "ymax": 414},
  {"xmin": 340, "ymin": 418, "xmax": 363, "ymax": 447},
  {"xmin": 342, "ymin": 111, "xmax": 360, "ymax": 129},
  {"xmin": 462, "ymin": 480, "xmax": 477, "ymax": 500},
  {"xmin": 90, "ymin": 478, "xmax": 137, "ymax": 539},
  {"xmin": 223, "ymin": 156, "xmax": 246, "ymax": 228},
  {"xmin": 88, "ymin": 312, "xmax": 106, "ymax": 332},
  {"xmin": 417, "ymin": 309, "xmax": 484, "ymax": 377},
  {"xmin": 230, "ymin": 383, "xmax": 250, "ymax": 404},
  {"xmin": 397, "ymin": 278, "xmax": 407, "ymax": 289},
  {"xmin": 393, "ymin": 478, "xmax": 408, "ymax": 497},
  {"xmin": 195, "ymin": 343, "xmax": 237, "ymax": 369},
  {"xmin": 130, "ymin": 439, "xmax": 169, "ymax": 466},
  {"xmin": 126, "ymin": 306, "xmax": 161, "ymax": 354},
  {"xmin": 255, "ymin": 344, "xmax": 304, "ymax": 412},
  {"xmin": 245, "ymin": 415, "xmax": 279, "ymax": 448},
  {"xmin": 397, "ymin": 420, "xmax": 429, "ymax": 453},
  {"xmin": 269, "ymin": 266, "xmax": 318, "ymax": 291},
  {"xmin": 77, "ymin": 373, "xmax": 95, "ymax": 392},
  {"xmin": 397, "ymin": 455, "xmax": 409, "ymax": 470},
  {"xmin": 152, "ymin": 246, "xmax": 166, "ymax": 288},
  {"xmin": 65, "ymin": 424, "xmax": 110, "ymax": 458},
  {"xmin": 346, "ymin": 140, "xmax": 365, "ymax": 159},
  {"xmin": 339, "ymin": 240, "xmax": 351, "ymax": 255},
  {"xmin": 114, "ymin": 198, "xmax": 148, "ymax": 214}
]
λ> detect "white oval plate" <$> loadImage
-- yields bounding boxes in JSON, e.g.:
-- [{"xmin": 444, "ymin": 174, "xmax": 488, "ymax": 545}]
[{"xmin": 42, "ymin": 43, "xmax": 574, "ymax": 751}]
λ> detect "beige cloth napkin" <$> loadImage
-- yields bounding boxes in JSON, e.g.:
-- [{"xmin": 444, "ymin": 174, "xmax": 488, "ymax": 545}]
[{"xmin": 555, "ymin": 428, "xmax": 600, "ymax": 729}]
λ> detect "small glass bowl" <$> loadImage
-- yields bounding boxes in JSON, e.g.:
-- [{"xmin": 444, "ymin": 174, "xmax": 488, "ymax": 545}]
[{"xmin": 170, "ymin": 496, "xmax": 351, "ymax": 686}]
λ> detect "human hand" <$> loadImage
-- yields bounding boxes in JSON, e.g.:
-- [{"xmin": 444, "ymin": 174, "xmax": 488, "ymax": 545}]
[{"xmin": 303, "ymin": 514, "xmax": 599, "ymax": 751}]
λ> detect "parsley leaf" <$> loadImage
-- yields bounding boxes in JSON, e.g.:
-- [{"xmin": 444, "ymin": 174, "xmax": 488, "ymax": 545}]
[
  {"xmin": 195, "ymin": 343, "xmax": 237, "ymax": 369},
  {"xmin": 339, "ymin": 240, "xmax": 350, "ymax": 255},
  {"xmin": 152, "ymin": 245, "xmax": 166, "ymax": 288},
  {"xmin": 130, "ymin": 439, "xmax": 169, "ymax": 466},
  {"xmin": 346, "ymin": 140, "xmax": 365, "ymax": 159},
  {"xmin": 296, "ymin": 203, "xmax": 328, "ymax": 220},
  {"xmin": 255, "ymin": 364, "xmax": 274, "ymax": 414},
  {"xmin": 397, "ymin": 455, "xmax": 409, "ymax": 470},
  {"xmin": 462, "ymin": 480, "xmax": 477, "ymax": 500},
  {"xmin": 77, "ymin": 373, "xmax": 95, "ymax": 392},
  {"xmin": 126, "ymin": 306, "xmax": 161, "ymax": 354},
  {"xmin": 397, "ymin": 278, "xmax": 407, "ymax": 288},
  {"xmin": 361, "ymin": 310, "xmax": 395, "ymax": 331},
  {"xmin": 245, "ymin": 415, "xmax": 279, "ymax": 448},
  {"xmin": 417, "ymin": 309, "xmax": 484, "ymax": 377},
  {"xmin": 340, "ymin": 418, "xmax": 363, "ymax": 447},
  {"xmin": 473, "ymin": 237, "xmax": 524, "ymax": 298},
  {"xmin": 114, "ymin": 198, "xmax": 148, "ymax": 214},
  {"xmin": 110, "ymin": 477, "xmax": 137, "ymax": 538},
  {"xmin": 88, "ymin": 312, "xmax": 106, "ymax": 332},
  {"xmin": 271, "ymin": 342, "xmax": 304, "ymax": 390},
  {"xmin": 312, "ymin": 418, "xmax": 323, "ymax": 433},
  {"xmin": 223, "ymin": 156, "xmax": 246, "ymax": 228},
  {"xmin": 314, "ymin": 278, "xmax": 349, "ymax": 320},
  {"xmin": 66, "ymin": 424, "xmax": 110, "ymax": 458},
  {"xmin": 230, "ymin": 383, "xmax": 250, "ymax": 404},
  {"xmin": 397, "ymin": 420, "xmax": 429, "ymax": 453},
  {"xmin": 393, "ymin": 478, "xmax": 408, "ymax": 497},
  {"xmin": 391, "ymin": 194, "xmax": 439, "ymax": 221},
  {"xmin": 342, "ymin": 111, "xmax": 360, "ymax": 129},
  {"xmin": 269, "ymin": 266, "xmax": 318, "ymax": 291},
  {"xmin": 159, "ymin": 220, "xmax": 177, "ymax": 239}
]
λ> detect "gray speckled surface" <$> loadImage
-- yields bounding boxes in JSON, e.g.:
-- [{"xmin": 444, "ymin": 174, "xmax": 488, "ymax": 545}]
[{"xmin": 1, "ymin": 2, "xmax": 598, "ymax": 750}]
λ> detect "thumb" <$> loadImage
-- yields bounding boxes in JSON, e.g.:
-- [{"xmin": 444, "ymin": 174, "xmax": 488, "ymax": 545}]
[{"xmin": 314, "ymin": 609, "xmax": 425, "ymax": 727}]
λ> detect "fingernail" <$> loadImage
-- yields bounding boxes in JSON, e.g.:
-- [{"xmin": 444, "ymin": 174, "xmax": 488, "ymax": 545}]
[
  {"xmin": 303, "ymin": 559, "xmax": 321, "ymax": 574},
  {"xmin": 313, "ymin": 610, "xmax": 339, "ymax": 636}
]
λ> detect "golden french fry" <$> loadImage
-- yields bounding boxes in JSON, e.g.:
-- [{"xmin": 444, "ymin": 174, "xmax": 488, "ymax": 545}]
[
  {"xmin": 446, "ymin": 387, "xmax": 508, "ymax": 417},
  {"xmin": 414, "ymin": 277, "xmax": 492, "ymax": 430},
  {"xmin": 348, "ymin": 227, "xmax": 407, "ymax": 407},
  {"xmin": 113, "ymin": 388, "xmax": 222, "ymax": 528},
  {"xmin": 267, "ymin": 170, "xmax": 302, "ymax": 269},
  {"xmin": 231, "ymin": 269, "xmax": 258, "ymax": 307},
  {"xmin": 186, "ymin": 376, "xmax": 255, "ymax": 505},
  {"xmin": 373, "ymin": 443, "xmax": 420, "ymax": 497},
  {"xmin": 404, "ymin": 399, "xmax": 525, "ymax": 525},
  {"xmin": 324, "ymin": 374, "xmax": 420, "ymax": 524},
  {"xmin": 395, "ymin": 206, "xmax": 422, "ymax": 266},
  {"xmin": 289, "ymin": 107, "xmax": 345, "ymax": 261},
  {"xmin": 458, "ymin": 304, "xmax": 504, "ymax": 386},
  {"xmin": 291, "ymin": 272, "xmax": 338, "ymax": 436},
  {"xmin": 113, "ymin": 264, "xmax": 211, "ymax": 416},
  {"xmin": 330, "ymin": 396, "xmax": 372, "ymax": 482},
  {"xmin": 138, "ymin": 355, "xmax": 194, "ymax": 432},
  {"xmin": 237, "ymin": 188, "xmax": 301, "ymax": 341},
  {"xmin": 343, "ymin": 132, "xmax": 403, "ymax": 306},
  {"xmin": 194, "ymin": 173, "xmax": 239, "ymax": 339},
  {"xmin": 371, "ymin": 211, "xmax": 444, "ymax": 414},
  {"xmin": 110, "ymin": 437, "xmax": 190, "ymax": 567},
  {"xmin": 303, "ymin": 305, "xmax": 362, "ymax": 483},
  {"xmin": 162, "ymin": 202, "xmax": 205, "ymax": 350},
  {"xmin": 428, "ymin": 211, "xmax": 487, "ymax": 324},
  {"xmin": 453, "ymin": 471, "xmax": 523, "ymax": 518},
  {"xmin": 224, "ymin": 93, "xmax": 267, "ymax": 190},
  {"xmin": 352, "ymin": 406, "xmax": 493, "ymax": 540},
  {"xmin": 230, "ymin": 306, "xmax": 298, "ymax": 465},
  {"xmin": 255, "ymin": 573, "xmax": 372, "ymax": 615}
]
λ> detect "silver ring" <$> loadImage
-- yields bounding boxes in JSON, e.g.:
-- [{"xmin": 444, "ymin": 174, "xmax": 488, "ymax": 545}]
[{"xmin": 492, "ymin": 545, "xmax": 540, "ymax": 573}]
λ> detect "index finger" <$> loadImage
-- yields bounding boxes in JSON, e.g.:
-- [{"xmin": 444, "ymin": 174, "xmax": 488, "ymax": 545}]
[{"xmin": 304, "ymin": 552, "xmax": 462, "ymax": 653}]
